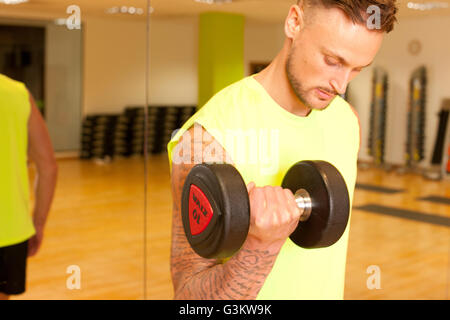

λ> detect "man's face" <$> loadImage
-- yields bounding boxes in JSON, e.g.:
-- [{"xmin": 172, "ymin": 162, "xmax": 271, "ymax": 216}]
[{"xmin": 286, "ymin": 6, "xmax": 384, "ymax": 110}]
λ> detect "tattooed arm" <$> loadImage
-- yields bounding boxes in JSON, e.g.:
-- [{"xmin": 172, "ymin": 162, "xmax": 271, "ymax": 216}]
[{"xmin": 170, "ymin": 124, "xmax": 301, "ymax": 300}]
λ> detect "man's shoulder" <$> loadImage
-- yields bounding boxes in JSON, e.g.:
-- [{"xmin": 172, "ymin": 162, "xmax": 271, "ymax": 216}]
[
  {"xmin": 330, "ymin": 95, "xmax": 359, "ymax": 122},
  {"xmin": 330, "ymin": 95, "xmax": 361, "ymax": 150},
  {"xmin": 203, "ymin": 76, "xmax": 255, "ymax": 109},
  {"xmin": 0, "ymin": 74, "xmax": 27, "ymax": 94}
]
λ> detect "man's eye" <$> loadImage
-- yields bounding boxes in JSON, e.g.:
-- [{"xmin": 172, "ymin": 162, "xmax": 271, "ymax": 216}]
[{"xmin": 325, "ymin": 57, "xmax": 339, "ymax": 66}]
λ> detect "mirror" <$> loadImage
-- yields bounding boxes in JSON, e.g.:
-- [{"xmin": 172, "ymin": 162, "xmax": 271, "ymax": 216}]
[{"xmin": 0, "ymin": 0, "xmax": 148, "ymax": 300}]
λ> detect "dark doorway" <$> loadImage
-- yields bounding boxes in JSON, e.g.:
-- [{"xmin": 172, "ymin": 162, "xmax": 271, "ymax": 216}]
[{"xmin": 0, "ymin": 25, "xmax": 45, "ymax": 116}]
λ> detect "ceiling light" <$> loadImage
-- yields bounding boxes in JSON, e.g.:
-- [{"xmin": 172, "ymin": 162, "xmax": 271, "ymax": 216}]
[
  {"xmin": 106, "ymin": 6, "xmax": 153, "ymax": 15},
  {"xmin": 0, "ymin": 0, "xmax": 29, "ymax": 4},
  {"xmin": 54, "ymin": 18, "xmax": 67, "ymax": 26},
  {"xmin": 407, "ymin": 2, "xmax": 449, "ymax": 10},
  {"xmin": 106, "ymin": 7, "xmax": 119, "ymax": 14}
]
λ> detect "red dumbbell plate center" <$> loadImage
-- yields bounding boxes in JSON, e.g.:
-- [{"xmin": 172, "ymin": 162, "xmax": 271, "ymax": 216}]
[{"xmin": 188, "ymin": 184, "xmax": 214, "ymax": 236}]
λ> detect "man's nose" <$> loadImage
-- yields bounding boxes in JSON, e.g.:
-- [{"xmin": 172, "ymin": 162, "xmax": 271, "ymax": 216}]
[{"xmin": 330, "ymin": 70, "xmax": 351, "ymax": 95}]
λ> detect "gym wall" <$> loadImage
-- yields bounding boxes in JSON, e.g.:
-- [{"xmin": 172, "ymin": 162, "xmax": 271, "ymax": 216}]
[
  {"xmin": 349, "ymin": 14, "xmax": 450, "ymax": 166},
  {"xmin": 83, "ymin": 16, "xmax": 147, "ymax": 114},
  {"xmin": 82, "ymin": 13, "xmax": 450, "ymax": 166},
  {"xmin": 83, "ymin": 16, "xmax": 285, "ymax": 114},
  {"xmin": 244, "ymin": 21, "xmax": 285, "ymax": 77},
  {"xmin": 46, "ymin": 23, "xmax": 82, "ymax": 152}
]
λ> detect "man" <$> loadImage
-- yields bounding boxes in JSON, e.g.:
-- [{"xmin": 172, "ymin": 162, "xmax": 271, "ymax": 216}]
[
  {"xmin": 168, "ymin": 0, "xmax": 397, "ymax": 299},
  {"xmin": 0, "ymin": 74, "xmax": 58, "ymax": 300}
]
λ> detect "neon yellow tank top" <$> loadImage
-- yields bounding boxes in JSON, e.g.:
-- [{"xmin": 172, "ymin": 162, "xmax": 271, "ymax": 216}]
[
  {"xmin": 168, "ymin": 75, "xmax": 359, "ymax": 299},
  {"xmin": 0, "ymin": 74, "xmax": 35, "ymax": 247}
]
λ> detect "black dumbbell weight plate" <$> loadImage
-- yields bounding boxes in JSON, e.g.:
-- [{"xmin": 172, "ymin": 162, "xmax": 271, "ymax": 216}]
[
  {"xmin": 282, "ymin": 161, "xmax": 350, "ymax": 248},
  {"xmin": 181, "ymin": 163, "xmax": 250, "ymax": 259}
]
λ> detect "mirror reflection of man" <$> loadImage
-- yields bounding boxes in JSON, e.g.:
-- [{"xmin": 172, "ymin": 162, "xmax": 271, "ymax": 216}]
[{"xmin": 0, "ymin": 74, "xmax": 58, "ymax": 300}]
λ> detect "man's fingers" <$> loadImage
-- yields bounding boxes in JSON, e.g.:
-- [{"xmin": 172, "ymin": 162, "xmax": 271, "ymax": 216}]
[
  {"xmin": 283, "ymin": 188, "xmax": 301, "ymax": 218},
  {"xmin": 246, "ymin": 181, "xmax": 256, "ymax": 193}
]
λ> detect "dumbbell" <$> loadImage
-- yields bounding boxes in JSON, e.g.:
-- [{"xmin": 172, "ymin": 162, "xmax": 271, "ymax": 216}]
[{"xmin": 181, "ymin": 161, "xmax": 350, "ymax": 259}]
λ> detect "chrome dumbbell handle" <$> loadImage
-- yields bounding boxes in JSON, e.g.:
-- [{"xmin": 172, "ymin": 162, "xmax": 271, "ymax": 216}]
[{"xmin": 294, "ymin": 189, "xmax": 313, "ymax": 222}]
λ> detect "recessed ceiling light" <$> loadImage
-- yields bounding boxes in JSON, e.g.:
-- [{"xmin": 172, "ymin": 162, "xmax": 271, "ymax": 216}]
[
  {"xmin": 54, "ymin": 18, "xmax": 67, "ymax": 26},
  {"xmin": 106, "ymin": 6, "xmax": 153, "ymax": 15},
  {"xmin": 0, "ymin": 0, "xmax": 29, "ymax": 4},
  {"xmin": 407, "ymin": 2, "xmax": 449, "ymax": 10},
  {"xmin": 105, "ymin": 7, "xmax": 118, "ymax": 14}
]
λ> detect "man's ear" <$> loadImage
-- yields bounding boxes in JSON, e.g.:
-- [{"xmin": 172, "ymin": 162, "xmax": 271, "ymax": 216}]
[{"xmin": 284, "ymin": 2, "xmax": 305, "ymax": 39}]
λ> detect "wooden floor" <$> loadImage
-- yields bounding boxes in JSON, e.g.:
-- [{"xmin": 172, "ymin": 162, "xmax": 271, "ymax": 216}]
[{"xmin": 13, "ymin": 155, "xmax": 450, "ymax": 300}]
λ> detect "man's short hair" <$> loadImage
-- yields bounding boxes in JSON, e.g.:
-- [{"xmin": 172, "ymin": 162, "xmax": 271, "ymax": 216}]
[{"xmin": 301, "ymin": 0, "xmax": 398, "ymax": 33}]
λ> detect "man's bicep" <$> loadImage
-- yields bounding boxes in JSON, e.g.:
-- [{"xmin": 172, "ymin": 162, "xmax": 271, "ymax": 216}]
[
  {"xmin": 169, "ymin": 123, "xmax": 233, "ymax": 208},
  {"xmin": 170, "ymin": 161, "xmax": 209, "ymax": 286},
  {"xmin": 169, "ymin": 127, "xmax": 222, "ymax": 291}
]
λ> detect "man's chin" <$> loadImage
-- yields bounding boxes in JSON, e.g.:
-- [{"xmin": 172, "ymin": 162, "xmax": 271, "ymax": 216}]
[
  {"xmin": 293, "ymin": 91, "xmax": 335, "ymax": 112},
  {"xmin": 307, "ymin": 97, "xmax": 334, "ymax": 110}
]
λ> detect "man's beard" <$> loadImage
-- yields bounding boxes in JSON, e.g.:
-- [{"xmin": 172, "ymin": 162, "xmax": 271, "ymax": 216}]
[
  {"xmin": 285, "ymin": 49, "xmax": 336, "ymax": 111},
  {"xmin": 285, "ymin": 51, "xmax": 312, "ymax": 109}
]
